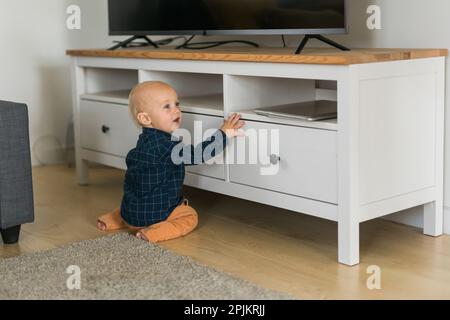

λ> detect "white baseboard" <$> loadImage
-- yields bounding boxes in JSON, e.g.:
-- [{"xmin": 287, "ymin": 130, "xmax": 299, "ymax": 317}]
[
  {"xmin": 384, "ymin": 205, "xmax": 450, "ymax": 235},
  {"xmin": 444, "ymin": 206, "xmax": 450, "ymax": 235},
  {"xmin": 384, "ymin": 206, "xmax": 423, "ymax": 229}
]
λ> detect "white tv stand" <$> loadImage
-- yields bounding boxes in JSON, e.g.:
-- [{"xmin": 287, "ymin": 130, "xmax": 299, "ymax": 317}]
[{"xmin": 68, "ymin": 47, "xmax": 447, "ymax": 266}]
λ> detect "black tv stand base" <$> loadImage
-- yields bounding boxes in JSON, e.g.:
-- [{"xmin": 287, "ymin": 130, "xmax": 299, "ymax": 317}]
[
  {"xmin": 108, "ymin": 36, "xmax": 159, "ymax": 50},
  {"xmin": 295, "ymin": 34, "xmax": 350, "ymax": 54}
]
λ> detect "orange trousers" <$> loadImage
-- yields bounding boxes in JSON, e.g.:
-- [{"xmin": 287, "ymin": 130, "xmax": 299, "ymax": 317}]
[{"xmin": 97, "ymin": 199, "xmax": 198, "ymax": 243}]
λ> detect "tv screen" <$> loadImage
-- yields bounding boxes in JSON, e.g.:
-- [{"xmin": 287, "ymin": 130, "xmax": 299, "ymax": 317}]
[{"xmin": 108, "ymin": 0, "xmax": 347, "ymax": 36}]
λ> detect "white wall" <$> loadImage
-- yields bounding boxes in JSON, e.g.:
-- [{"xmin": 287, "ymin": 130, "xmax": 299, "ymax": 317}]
[
  {"xmin": 0, "ymin": 0, "xmax": 74, "ymax": 165},
  {"xmin": 1, "ymin": 0, "xmax": 449, "ymax": 231}
]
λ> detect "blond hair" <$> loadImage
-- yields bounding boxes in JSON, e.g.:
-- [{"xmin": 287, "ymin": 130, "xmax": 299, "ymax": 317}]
[
  {"xmin": 128, "ymin": 81, "xmax": 172, "ymax": 127},
  {"xmin": 128, "ymin": 84, "xmax": 141, "ymax": 126}
]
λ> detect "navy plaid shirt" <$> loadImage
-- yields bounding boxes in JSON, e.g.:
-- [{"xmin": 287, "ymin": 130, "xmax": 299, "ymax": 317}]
[{"xmin": 120, "ymin": 126, "xmax": 227, "ymax": 227}]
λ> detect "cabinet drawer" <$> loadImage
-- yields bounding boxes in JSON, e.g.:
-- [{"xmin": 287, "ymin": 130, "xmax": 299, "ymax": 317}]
[
  {"xmin": 229, "ymin": 121, "xmax": 337, "ymax": 203},
  {"xmin": 80, "ymin": 99, "xmax": 140, "ymax": 157},
  {"xmin": 177, "ymin": 112, "xmax": 225, "ymax": 180}
]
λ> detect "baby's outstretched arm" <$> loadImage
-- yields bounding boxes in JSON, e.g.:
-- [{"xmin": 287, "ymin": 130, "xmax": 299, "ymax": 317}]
[{"xmin": 166, "ymin": 113, "xmax": 245, "ymax": 166}]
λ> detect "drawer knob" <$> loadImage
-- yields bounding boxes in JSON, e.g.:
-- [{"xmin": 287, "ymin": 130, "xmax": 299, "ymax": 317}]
[
  {"xmin": 101, "ymin": 125, "xmax": 110, "ymax": 133},
  {"xmin": 270, "ymin": 154, "xmax": 280, "ymax": 165}
]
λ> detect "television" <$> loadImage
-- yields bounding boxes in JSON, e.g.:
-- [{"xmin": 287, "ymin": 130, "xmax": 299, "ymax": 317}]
[{"xmin": 108, "ymin": 0, "xmax": 348, "ymax": 36}]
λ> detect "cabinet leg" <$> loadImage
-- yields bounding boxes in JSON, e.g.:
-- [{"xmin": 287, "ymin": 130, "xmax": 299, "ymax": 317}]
[
  {"xmin": 76, "ymin": 158, "xmax": 90, "ymax": 185},
  {"xmin": 423, "ymin": 200, "xmax": 443, "ymax": 237},
  {"xmin": 0, "ymin": 225, "xmax": 21, "ymax": 244},
  {"xmin": 338, "ymin": 219, "xmax": 360, "ymax": 266}
]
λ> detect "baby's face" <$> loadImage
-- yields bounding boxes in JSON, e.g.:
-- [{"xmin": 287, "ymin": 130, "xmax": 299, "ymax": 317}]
[{"xmin": 140, "ymin": 86, "xmax": 182, "ymax": 133}]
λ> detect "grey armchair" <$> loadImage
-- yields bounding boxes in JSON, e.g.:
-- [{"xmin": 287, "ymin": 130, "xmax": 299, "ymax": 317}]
[{"xmin": 0, "ymin": 101, "xmax": 34, "ymax": 244}]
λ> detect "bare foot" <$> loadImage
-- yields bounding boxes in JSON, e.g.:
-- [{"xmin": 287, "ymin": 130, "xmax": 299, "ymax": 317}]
[
  {"xmin": 136, "ymin": 231, "xmax": 148, "ymax": 241},
  {"xmin": 97, "ymin": 220, "xmax": 107, "ymax": 231}
]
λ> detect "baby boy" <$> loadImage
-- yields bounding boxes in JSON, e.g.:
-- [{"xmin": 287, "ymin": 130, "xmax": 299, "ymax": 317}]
[{"xmin": 97, "ymin": 81, "xmax": 245, "ymax": 242}]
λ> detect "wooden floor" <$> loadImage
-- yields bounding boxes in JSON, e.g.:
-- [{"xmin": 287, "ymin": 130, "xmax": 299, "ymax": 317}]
[{"xmin": 1, "ymin": 165, "xmax": 450, "ymax": 299}]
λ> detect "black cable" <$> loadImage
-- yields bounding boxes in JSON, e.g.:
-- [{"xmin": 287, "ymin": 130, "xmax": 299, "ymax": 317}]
[
  {"xmin": 281, "ymin": 35, "xmax": 286, "ymax": 48},
  {"xmin": 112, "ymin": 35, "xmax": 259, "ymax": 50},
  {"xmin": 176, "ymin": 35, "xmax": 196, "ymax": 49},
  {"xmin": 182, "ymin": 42, "xmax": 227, "ymax": 50},
  {"xmin": 178, "ymin": 39, "xmax": 259, "ymax": 50},
  {"xmin": 111, "ymin": 41, "xmax": 147, "ymax": 48},
  {"xmin": 155, "ymin": 36, "xmax": 187, "ymax": 46},
  {"xmin": 112, "ymin": 36, "xmax": 188, "ymax": 47}
]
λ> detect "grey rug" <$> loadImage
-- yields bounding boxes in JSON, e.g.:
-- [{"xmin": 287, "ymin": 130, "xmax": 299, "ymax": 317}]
[{"xmin": 0, "ymin": 233, "xmax": 294, "ymax": 299}]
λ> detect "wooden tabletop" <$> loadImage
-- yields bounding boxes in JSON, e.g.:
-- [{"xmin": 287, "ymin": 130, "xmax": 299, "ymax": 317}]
[{"xmin": 66, "ymin": 47, "xmax": 448, "ymax": 65}]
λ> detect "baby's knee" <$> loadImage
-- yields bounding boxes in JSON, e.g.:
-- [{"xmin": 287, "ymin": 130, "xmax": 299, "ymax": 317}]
[
  {"xmin": 190, "ymin": 211, "xmax": 198, "ymax": 228},
  {"xmin": 179, "ymin": 207, "xmax": 198, "ymax": 226},
  {"xmin": 174, "ymin": 209, "xmax": 198, "ymax": 233},
  {"xmin": 186, "ymin": 207, "xmax": 198, "ymax": 224}
]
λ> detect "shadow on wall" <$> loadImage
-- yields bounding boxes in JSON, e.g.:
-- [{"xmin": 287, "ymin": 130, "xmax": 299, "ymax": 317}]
[
  {"xmin": 35, "ymin": 62, "xmax": 74, "ymax": 166},
  {"xmin": 330, "ymin": 0, "xmax": 376, "ymax": 48}
]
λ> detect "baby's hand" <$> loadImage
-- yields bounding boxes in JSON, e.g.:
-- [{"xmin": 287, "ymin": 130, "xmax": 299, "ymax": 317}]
[{"xmin": 220, "ymin": 113, "xmax": 245, "ymax": 138}]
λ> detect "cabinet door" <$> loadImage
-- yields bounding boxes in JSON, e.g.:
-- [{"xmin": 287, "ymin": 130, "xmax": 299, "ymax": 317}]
[
  {"xmin": 80, "ymin": 99, "xmax": 140, "ymax": 157},
  {"xmin": 228, "ymin": 121, "xmax": 337, "ymax": 204},
  {"xmin": 177, "ymin": 112, "xmax": 225, "ymax": 180}
]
